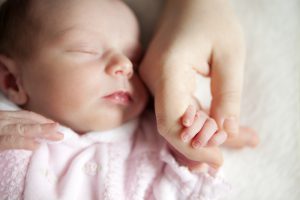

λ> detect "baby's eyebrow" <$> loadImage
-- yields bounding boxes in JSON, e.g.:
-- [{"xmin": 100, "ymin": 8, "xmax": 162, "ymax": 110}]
[
  {"xmin": 51, "ymin": 26, "xmax": 103, "ymax": 46},
  {"xmin": 53, "ymin": 26, "xmax": 86, "ymax": 39}
]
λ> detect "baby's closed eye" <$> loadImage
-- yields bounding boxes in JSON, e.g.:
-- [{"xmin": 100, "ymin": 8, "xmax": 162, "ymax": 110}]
[{"xmin": 66, "ymin": 46, "xmax": 102, "ymax": 56}]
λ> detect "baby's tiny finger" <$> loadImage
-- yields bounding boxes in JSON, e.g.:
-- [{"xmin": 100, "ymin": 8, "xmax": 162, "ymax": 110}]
[
  {"xmin": 181, "ymin": 111, "xmax": 207, "ymax": 142},
  {"xmin": 182, "ymin": 105, "xmax": 196, "ymax": 127},
  {"xmin": 192, "ymin": 118, "xmax": 218, "ymax": 148},
  {"xmin": 208, "ymin": 131, "xmax": 227, "ymax": 146}
]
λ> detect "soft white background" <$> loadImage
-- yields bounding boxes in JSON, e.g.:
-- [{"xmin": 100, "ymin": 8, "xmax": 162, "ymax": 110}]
[
  {"xmin": 126, "ymin": 0, "xmax": 300, "ymax": 199},
  {"xmin": 223, "ymin": 0, "xmax": 299, "ymax": 199}
]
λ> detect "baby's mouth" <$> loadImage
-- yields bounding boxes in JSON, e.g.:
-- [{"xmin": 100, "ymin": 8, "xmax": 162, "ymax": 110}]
[{"xmin": 103, "ymin": 91, "xmax": 133, "ymax": 105}]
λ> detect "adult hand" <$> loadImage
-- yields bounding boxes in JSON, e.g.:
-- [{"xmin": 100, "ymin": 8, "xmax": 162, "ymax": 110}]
[
  {"xmin": 139, "ymin": 0, "xmax": 245, "ymax": 165},
  {"xmin": 0, "ymin": 110, "xmax": 63, "ymax": 151}
]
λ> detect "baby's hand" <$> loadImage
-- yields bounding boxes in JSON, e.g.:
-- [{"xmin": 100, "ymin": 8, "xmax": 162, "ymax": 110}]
[{"xmin": 180, "ymin": 105, "xmax": 227, "ymax": 148}]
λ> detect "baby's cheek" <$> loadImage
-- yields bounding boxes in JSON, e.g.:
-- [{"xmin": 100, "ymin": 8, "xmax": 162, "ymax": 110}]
[{"xmin": 128, "ymin": 76, "xmax": 149, "ymax": 118}]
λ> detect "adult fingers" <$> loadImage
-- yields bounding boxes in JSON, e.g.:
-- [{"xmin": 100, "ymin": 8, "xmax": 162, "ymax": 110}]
[
  {"xmin": 210, "ymin": 44, "xmax": 245, "ymax": 137},
  {"xmin": 0, "ymin": 135, "xmax": 40, "ymax": 151},
  {"xmin": 190, "ymin": 146, "xmax": 223, "ymax": 169},
  {"xmin": 0, "ymin": 110, "xmax": 55, "ymax": 124},
  {"xmin": 224, "ymin": 126, "xmax": 259, "ymax": 148},
  {"xmin": 0, "ymin": 122, "xmax": 63, "ymax": 140}
]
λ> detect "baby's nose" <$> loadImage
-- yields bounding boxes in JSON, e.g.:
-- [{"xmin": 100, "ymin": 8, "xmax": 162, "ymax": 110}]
[{"xmin": 106, "ymin": 52, "xmax": 133, "ymax": 79}]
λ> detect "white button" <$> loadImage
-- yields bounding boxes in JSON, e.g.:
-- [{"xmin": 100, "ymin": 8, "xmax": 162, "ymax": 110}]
[{"xmin": 83, "ymin": 161, "xmax": 99, "ymax": 176}]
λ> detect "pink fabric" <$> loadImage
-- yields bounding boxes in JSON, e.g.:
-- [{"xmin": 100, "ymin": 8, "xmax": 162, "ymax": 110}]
[{"xmin": 0, "ymin": 112, "xmax": 230, "ymax": 200}]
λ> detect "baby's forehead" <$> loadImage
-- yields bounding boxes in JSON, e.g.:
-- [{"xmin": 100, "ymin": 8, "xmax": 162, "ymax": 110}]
[
  {"xmin": 33, "ymin": 0, "xmax": 139, "ymax": 35},
  {"xmin": 32, "ymin": 0, "xmax": 140, "ymax": 47},
  {"xmin": 1, "ymin": 0, "xmax": 139, "ymax": 60}
]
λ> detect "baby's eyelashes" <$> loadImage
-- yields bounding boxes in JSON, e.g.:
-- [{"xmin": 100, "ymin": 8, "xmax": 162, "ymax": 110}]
[{"xmin": 66, "ymin": 48, "xmax": 101, "ymax": 56}]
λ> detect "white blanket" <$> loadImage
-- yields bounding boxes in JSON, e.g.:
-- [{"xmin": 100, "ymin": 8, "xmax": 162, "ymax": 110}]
[{"xmin": 223, "ymin": 0, "xmax": 300, "ymax": 199}]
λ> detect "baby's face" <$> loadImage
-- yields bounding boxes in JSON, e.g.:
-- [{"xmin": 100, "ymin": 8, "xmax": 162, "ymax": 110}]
[{"xmin": 19, "ymin": 0, "xmax": 148, "ymax": 132}]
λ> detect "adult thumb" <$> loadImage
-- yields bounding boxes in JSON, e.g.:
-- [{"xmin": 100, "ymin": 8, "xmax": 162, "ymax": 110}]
[{"xmin": 210, "ymin": 52, "xmax": 244, "ymax": 137}]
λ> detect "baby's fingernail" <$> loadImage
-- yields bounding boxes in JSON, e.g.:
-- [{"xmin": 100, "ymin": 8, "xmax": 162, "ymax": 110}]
[
  {"xmin": 192, "ymin": 141, "xmax": 202, "ymax": 149},
  {"xmin": 183, "ymin": 120, "xmax": 190, "ymax": 126},
  {"xmin": 181, "ymin": 132, "xmax": 189, "ymax": 142},
  {"xmin": 223, "ymin": 117, "xmax": 239, "ymax": 136}
]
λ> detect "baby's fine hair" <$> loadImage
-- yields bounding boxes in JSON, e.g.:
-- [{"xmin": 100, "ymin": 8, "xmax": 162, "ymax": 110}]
[{"xmin": 0, "ymin": 0, "xmax": 40, "ymax": 59}]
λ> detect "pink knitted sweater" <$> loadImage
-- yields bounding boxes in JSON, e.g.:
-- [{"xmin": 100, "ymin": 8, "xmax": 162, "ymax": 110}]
[{"xmin": 0, "ymin": 98, "xmax": 229, "ymax": 200}]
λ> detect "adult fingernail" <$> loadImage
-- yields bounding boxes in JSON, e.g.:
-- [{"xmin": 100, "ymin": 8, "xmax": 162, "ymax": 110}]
[
  {"xmin": 192, "ymin": 163, "xmax": 209, "ymax": 173},
  {"xmin": 42, "ymin": 122, "xmax": 59, "ymax": 130},
  {"xmin": 223, "ymin": 117, "xmax": 239, "ymax": 136},
  {"xmin": 54, "ymin": 132, "xmax": 64, "ymax": 140},
  {"xmin": 44, "ymin": 132, "xmax": 64, "ymax": 140}
]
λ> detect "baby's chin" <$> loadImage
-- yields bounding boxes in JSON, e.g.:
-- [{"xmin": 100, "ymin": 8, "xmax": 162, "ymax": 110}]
[{"xmin": 66, "ymin": 111, "xmax": 143, "ymax": 134}]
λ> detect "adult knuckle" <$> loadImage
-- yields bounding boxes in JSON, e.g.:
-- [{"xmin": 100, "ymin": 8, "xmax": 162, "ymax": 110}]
[
  {"xmin": 17, "ymin": 124, "xmax": 26, "ymax": 136},
  {"xmin": 217, "ymin": 90, "xmax": 241, "ymax": 104}
]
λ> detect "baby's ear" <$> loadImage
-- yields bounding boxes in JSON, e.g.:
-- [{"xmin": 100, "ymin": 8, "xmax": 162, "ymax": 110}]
[{"xmin": 0, "ymin": 54, "xmax": 28, "ymax": 105}]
